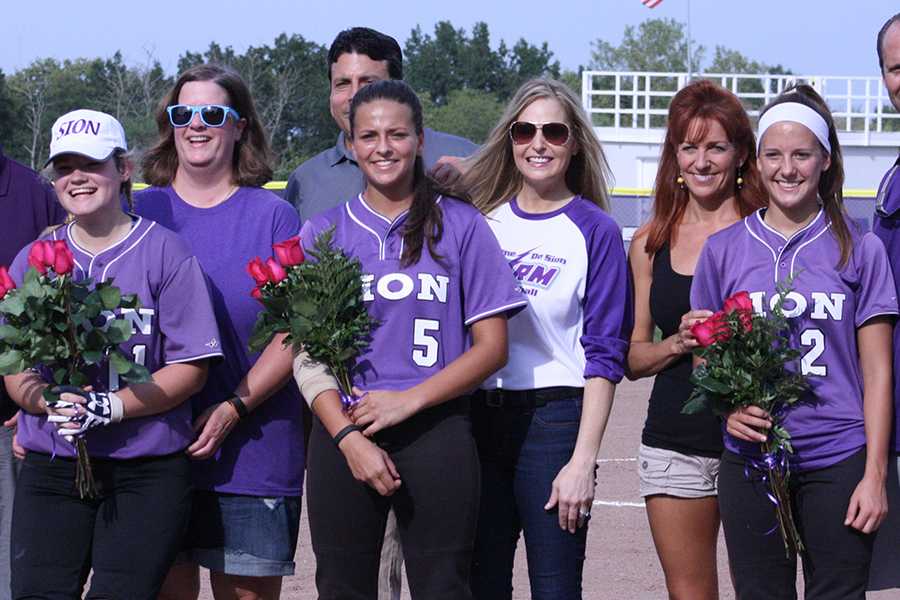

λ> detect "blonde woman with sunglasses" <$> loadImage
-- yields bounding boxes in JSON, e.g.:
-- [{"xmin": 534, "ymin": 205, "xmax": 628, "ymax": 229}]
[{"xmin": 457, "ymin": 78, "xmax": 631, "ymax": 600}]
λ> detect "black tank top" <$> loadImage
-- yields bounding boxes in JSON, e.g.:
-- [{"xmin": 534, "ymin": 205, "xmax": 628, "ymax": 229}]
[{"xmin": 642, "ymin": 242, "xmax": 723, "ymax": 457}]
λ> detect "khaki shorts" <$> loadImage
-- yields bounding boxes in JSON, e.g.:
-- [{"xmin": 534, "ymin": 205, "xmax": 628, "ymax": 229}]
[{"xmin": 638, "ymin": 443, "xmax": 719, "ymax": 498}]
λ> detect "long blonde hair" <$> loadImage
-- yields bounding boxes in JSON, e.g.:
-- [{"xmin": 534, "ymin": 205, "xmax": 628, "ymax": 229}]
[{"xmin": 460, "ymin": 78, "xmax": 613, "ymax": 214}]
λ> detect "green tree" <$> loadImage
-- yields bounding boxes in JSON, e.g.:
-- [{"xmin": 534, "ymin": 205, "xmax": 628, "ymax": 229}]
[
  {"xmin": 590, "ymin": 18, "xmax": 704, "ymax": 72},
  {"xmin": 405, "ymin": 21, "xmax": 560, "ymax": 104},
  {"xmin": 421, "ymin": 88, "xmax": 504, "ymax": 144},
  {"xmin": 0, "ymin": 70, "xmax": 15, "ymax": 152}
]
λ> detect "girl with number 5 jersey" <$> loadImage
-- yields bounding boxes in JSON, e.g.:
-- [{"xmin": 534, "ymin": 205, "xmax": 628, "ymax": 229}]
[
  {"xmin": 4, "ymin": 109, "xmax": 222, "ymax": 599},
  {"xmin": 295, "ymin": 79, "xmax": 525, "ymax": 600},
  {"xmin": 691, "ymin": 85, "xmax": 897, "ymax": 600}
]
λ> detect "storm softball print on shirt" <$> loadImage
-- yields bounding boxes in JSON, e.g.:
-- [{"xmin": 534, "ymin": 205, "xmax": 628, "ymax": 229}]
[
  {"xmin": 300, "ymin": 194, "xmax": 526, "ymax": 392},
  {"xmin": 8, "ymin": 216, "xmax": 223, "ymax": 460},
  {"xmin": 484, "ymin": 196, "xmax": 632, "ymax": 391},
  {"xmin": 691, "ymin": 208, "xmax": 898, "ymax": 471}
]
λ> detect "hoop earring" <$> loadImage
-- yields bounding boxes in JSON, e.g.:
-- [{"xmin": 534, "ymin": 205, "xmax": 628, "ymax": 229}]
[
  {"xmin": 736, "ymin": 166, "xmax": 744, "ymax": 190},
  {"xmin": 676, "ymin": 173, "xmax": 686, "ymax": 189}
]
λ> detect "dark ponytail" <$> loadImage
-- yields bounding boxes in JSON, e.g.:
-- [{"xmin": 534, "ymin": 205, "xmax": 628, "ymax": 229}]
[{"xmin": 349, "ymin": 80, "xmax": 446, "ymax": 267}]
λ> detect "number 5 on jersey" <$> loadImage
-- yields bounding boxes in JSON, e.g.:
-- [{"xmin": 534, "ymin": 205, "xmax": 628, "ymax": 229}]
[{"xmin": 413, "ymin": 319, "xmax": 440, "ymax": 367}]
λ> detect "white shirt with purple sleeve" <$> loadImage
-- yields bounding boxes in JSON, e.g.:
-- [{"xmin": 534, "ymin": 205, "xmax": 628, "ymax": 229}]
[
  {"xmin": 299, "ymin": 194, "xmax": 526, "ymax": 392},
  {"xmin": 690, "ymin": 208, "xmax": 898, "ymax": 472},
  {"xmin": 482, "ymin": 196, "xmax": 632, "ymax": 390},
  {"xmin": 9, "ymin": 217, "xmax": 223, "ymax": 459}
]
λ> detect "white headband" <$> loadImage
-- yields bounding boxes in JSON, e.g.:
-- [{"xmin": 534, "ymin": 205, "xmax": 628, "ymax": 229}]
[{"xmin": 757, "ymin": 102, "xmax": 831, "ymax": 154}]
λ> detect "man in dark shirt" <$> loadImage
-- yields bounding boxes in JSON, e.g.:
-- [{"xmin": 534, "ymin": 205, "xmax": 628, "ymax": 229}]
[
  {"xmin": 869, "ymin": 12, "xmax": 900, "ymax": 593},
  {"xmin": 284, "ymin": 27, "xmax": 476, "ymax": 224},
  {"xmin": 0, "ymin": 148, "xmax": 66, "ymax": 600}
]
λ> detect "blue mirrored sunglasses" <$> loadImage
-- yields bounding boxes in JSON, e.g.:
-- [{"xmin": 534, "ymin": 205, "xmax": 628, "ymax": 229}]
[{"xmin": 166, "ymin": 104, "xmax": 241, "ymax": 128}]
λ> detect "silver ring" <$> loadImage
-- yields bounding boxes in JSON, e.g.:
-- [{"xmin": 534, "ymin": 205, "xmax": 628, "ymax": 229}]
[{"xmin": 579, "ymin": 509, "xmax": 591, "ymax": 518}]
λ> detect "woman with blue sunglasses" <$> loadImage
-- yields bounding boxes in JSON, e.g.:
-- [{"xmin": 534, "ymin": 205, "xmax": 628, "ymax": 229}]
[{"xmin": 136, "ymin": 64, "xmax": 305, "ymax": 600}]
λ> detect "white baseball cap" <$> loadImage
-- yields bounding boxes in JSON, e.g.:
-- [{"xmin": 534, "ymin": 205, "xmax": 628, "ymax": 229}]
[{"xmin": 46, "ymin": 109, "xmax": 128, "ymax": 166}]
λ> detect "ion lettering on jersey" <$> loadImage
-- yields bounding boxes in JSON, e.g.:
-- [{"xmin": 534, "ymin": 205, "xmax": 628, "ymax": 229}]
[
  {"xmin": 301, "ymin": 194, "xmax": 526, "ymax": 392},
  {"xmin": 484, "ymin": 196, "xmax": 632, "ymax": 390},
  {"xmin": 8, "ymin": 216, "xmax": 223, "ymax": 460},
  {"xmin": 691, "ymin": 209, "xmax": 898, "ymax": 471}
]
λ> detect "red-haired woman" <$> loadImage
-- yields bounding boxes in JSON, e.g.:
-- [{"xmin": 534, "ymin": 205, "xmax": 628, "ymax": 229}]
[{"xmin": 626, "ymin": 80, "xmax": 766, "ymax": 599}]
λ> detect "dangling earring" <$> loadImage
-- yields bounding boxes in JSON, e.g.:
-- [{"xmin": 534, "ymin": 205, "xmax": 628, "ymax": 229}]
[
  {"xmin": 676, "ymin": 173, "xmax": 686, "ymax": 189},
  {"xmin": 736, "ymin": 165, "xmax": 744, "ymax": 190}
]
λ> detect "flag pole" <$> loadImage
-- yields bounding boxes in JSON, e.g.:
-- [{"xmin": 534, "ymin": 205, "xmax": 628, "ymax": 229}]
[{"xmin": 686, "ymin": 0, "xmax": 693, "ymax": 80}]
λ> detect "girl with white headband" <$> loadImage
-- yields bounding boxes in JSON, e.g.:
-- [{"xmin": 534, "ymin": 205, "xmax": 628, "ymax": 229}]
[{"xmin": 690, "ymin": 84, "xmax": 896, "ymax": 599}]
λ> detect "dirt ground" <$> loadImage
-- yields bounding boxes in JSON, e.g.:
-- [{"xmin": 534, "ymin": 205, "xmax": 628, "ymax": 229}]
[{"xmin": 197, "ymin": 377, "xmax": 900, "ymax": 599}]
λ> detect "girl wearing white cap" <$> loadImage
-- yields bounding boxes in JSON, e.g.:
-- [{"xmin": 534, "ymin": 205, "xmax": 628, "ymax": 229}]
[
  {"xmin": 3, "ymin": 109, "xmax": 222, "ymax": 598},
  {"xmin": 691, "ymin": 84, "xmax": 896, "ymax": 599}
]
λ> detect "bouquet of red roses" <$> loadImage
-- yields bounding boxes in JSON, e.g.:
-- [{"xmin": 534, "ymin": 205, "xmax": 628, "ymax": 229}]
[
  {"xmin": 683, "ymin": 287, "xmax": 809, "ymax": 556},
  {"xmin": 248, "ymin": 229, "xmax": 375, "ymax": 409},
  {"xmin": 0, "ymin": 240, "xmax": 150, "ymax": 498}
]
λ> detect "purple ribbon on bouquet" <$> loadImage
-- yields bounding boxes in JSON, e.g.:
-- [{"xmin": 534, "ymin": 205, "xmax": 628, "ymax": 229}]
[
  {"xmin": 744, "ymin": 446, "xmax": 790, "ymax": 536},
  {"xmin": 340, "ymin": 390, "xmax": 360, "ymax": 411}
]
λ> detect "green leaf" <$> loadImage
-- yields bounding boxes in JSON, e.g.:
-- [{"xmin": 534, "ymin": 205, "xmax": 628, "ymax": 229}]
[
  {"xmin": 82, "ymin": 350, "xmax": 104, "ymax": 365},
  {"xmin": 682, "ymin": 392, "xmax": 709, "ymax": 415},
  {"xmin": 0, "ymin": 324, "xmax": 20, "ymax": 342},
  {"xmin": 0, "ymin": 350, "xmax": 23, "ymax": 373},
  {"xmin": 105, "ymin": 319, "xmax": 133, "ymax": 344},
  {"xmin": 108, "ymin": 351, "xmax": 132, "ymax": 376},
  {"xmin": 0, "ymin": 295, "xmax": 26, "ymax": 317},
  {"xmin": 98, "ymin": 286, "xmax": 121, "ymax": 310},
  {"xmin": 121, "ymin": 363, "xmax": 151, "ymax": 384}
]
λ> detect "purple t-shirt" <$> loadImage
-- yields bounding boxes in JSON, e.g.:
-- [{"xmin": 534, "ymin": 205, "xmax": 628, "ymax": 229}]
[
  {"xmin": 871, "ymin": 156, "xmax": 900, "ymax": 450},
  {"xmin": 10, "ymin": 217, "xmax": 223, "ymax": 459},
  {"xmin": 691, "ymin": 208, "xmax": 898, "ymax": 471},
  {"xmin": 135, "ymin": 186, "xmax": 305, "ymax": 496},
  {"xmin": 0, "ymin": 151, "xmax": 67, "ymax": 420},
  {"xmin": 300, "ymin": 194, "xmax": 526, "ymax": 393},
  {"xmin": 483, "ymin": 196, "xmax": 632, "ymax": 389}
]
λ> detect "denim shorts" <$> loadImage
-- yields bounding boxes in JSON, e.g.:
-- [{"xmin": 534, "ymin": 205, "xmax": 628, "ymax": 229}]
[
  {"xmin": 638, "ymin": 443, "xmax": 719, "ymax": 498},
  {"xmin": 182, "ymin": 490, "xmax": 301, "ymax": 577}
]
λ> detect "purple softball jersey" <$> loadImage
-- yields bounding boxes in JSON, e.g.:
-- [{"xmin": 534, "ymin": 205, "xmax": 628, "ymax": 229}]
[
  {"xmin": 483, "ymin": 196, "xmax": 632, "ymax": 389},
  {"xmin": 9, "ymin": 217, "xmax": 223, "ymax": 459},
  {"xmin": 300, "ymin": 194, "xmax": 526, "ymax": 393},
  {"xmin": 134, "ymin": 186, "xmax": 305, "ymax": 496},
  {"xmin": 691, "ymin": 208, "xmax": 898, "ymax": 472},
  {"xmin": 871, "ymin": 156, "xmax": 900, "ymax": 451}
]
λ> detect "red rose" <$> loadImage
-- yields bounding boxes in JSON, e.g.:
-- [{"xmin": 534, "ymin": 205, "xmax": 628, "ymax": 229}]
[
  {"xmin": 738, "ymin": 311, "xmax": 753, "ymax": 333},
  {"xmin": 41, "ymin": 240, "xmax": 56, "ymax": 267},
  {"xmin": 273, "ymin": 237, "xmax": 304, "ymax": 267},
  {"xmin": 266, "ymin": 257, "xmax": 287, "ymax": 284},
  {"xmin": 52, "ymin": 241, "xmax": 74, "ymax": 275},
  {"xmin": 251, "ymin": 286, "xmax": 263, "ymax": 301},
  {"xmin": 691, "ymin": 311, "xmax": 731, "ymax": 347},
  {"xmin": 723, "ymin": 291, "xmax": 753, "ymax": 314},
  {"xmin": 27, "ymin": 242, "xmax": 48, "ymax": 275},
  {"xmin": 0, "ymin": 266, "xmax": 15, "ymax": 299},
  {"xmin": 247, "ymin": 257, "xmax": 270, "ymax": 286}
]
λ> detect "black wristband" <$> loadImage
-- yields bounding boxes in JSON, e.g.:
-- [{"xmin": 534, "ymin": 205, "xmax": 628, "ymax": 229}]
[
  {"xmin": 226, "ymin": 396, "xmax": 250, "ymax": 419},
  {"xmin": 333, "ymin": 424, "xmax": 361, "ymax": 447}
]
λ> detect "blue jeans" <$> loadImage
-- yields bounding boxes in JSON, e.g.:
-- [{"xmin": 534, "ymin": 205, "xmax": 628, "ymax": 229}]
[{"xmin": 471, "ymin": 393, "xmax": 588, "ymax": 600}]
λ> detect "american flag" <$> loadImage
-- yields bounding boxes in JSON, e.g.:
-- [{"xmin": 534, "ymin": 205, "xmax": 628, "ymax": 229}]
[{"xmin": 641, "ymin": 0, "xmax": 663, "ymax": 7}]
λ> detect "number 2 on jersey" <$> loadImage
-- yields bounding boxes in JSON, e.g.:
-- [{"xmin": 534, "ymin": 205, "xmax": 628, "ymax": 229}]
[{"xmin": 800, "ymin": 329, "xmax": 825, "ymax": 376}]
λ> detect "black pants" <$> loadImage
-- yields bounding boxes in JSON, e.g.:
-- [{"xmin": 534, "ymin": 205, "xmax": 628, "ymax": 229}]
[
  {"xmin": 11, "ymin": 451, "xmax": 191, "ymax": 600},
  {"xmin": 719, "ymin": 448, "xmax": 873, "ymax": 600},
  {"xmin": 306, "ymin": 400, "xmax": 480, "ymax": 600}
]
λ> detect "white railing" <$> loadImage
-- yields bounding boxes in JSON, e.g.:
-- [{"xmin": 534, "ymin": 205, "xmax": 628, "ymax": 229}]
[{"xmin": 581, "ymin": 71, "xmax": 900, "ymax": 142}]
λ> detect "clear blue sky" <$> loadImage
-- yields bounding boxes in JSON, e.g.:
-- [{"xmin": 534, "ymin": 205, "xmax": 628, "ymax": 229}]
[{"xmin": 2, "ymin": 0, "xmax": 896, "ymax": 77}]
